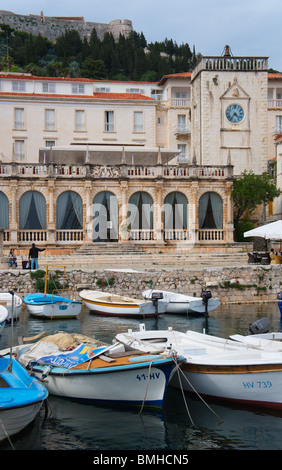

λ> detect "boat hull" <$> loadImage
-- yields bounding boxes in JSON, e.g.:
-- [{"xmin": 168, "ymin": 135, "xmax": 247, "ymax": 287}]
[
  {"xmin": 0, "ymin": 356, "xmax": 48, "ymax": 442},
  {"xmin": 24, "ymin": 293, "xmax": 81, "ymax": 319},
  {"xmin": 0, "ymin": 293, "xmax": 22, "ymax": 321},
  {"xmin": 116, "ymin": 326, "xmax": 282, "ymax": 410},
  {"xmin": 0, "ymin": 401, "xmax": 44, "ymax": 441},
  {"xmin": 79, "ymin": 290, "xmax": 165, "ymax": 318},
  {"xmin": 165, "ymin": 298, "xmax": 220, "ymax": 314},
  {"xmin": 30, "ymin": 359, "xmax": 176, "ymax": 408},
  {"xmin": 0, "ymin": 306, "xmax": 8, "ymax": 335},
  {"xmin": 142, "ymin": 289, "xmax": 220, "ymax": 315},
  {"xmin": 171, "ymin": 363, "xmax": 282, "ymax": 409}
]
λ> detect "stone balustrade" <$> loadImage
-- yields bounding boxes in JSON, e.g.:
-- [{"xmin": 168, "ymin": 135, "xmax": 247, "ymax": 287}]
[{"xmin": 0, "ymin": 162, "xmax": 233, "ymax": 180}]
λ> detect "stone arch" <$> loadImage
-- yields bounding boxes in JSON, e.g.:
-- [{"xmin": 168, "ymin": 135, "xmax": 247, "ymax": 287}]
[
  {"xmin": 164, "ymin": 191, "xmax": 188, "ymax": 233},
  {"xmin": 19, "ymin": 190, "xmax": 46, "ymax": 229},
  {"xmin": 92, "ymin": 190, "xmax": 119, "ymax": 242},
  {"xmin": 0, "ymin": 191, "xmax": 9, "ymax": 229},
  {"xmin": 198, "ymin": 191, "xmax": 223, "ymax": 229},
  {"xmin": 128, "ymin": 191, "xmax": 154, "ymax": 239},
  {"xmin": 56, "ymin": 190, "xmax": 83, "ymax": 229}
]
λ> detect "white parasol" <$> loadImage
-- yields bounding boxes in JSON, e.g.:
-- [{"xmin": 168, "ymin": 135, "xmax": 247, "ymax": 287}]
[{"xmin": 244, "ymin": 220, "xmax": 282, "ymax": 240}]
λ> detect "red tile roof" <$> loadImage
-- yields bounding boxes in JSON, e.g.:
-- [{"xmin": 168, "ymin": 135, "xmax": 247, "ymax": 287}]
[
  {"xmin": 268, "ymin": 73, "xmax": 282, "ymax": 80},
  {"xmin": 0, "ymin": 91, "xmax": 154, "ymax": 101},
  {"xmin": 0, "ymin": 73, "xmax": 157, "ymax": 85},
  {"xmin": 93, "ymin": 92, "xmax": 154, "ymax": 100},
  {"xmin": 158, "ymin": 72, "xmax": 191, "ymax": 85}
]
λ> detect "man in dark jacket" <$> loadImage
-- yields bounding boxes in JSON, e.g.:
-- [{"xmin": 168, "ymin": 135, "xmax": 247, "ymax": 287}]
[{"xmin": 28, "ymin": 243, "xmax": 45, "ymax": 270}]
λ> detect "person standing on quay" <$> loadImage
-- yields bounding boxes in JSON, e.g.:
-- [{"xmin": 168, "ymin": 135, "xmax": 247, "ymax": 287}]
[{"xmin": 28, "ymin": 243, "xmax": 45, "ymax": 270}]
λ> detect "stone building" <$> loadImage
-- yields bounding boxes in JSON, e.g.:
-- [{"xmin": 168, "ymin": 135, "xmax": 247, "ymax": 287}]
[
  {"xmin": 0, "ymin": 47, "xmax": 281, "ymax": 253},
  {"xmin": 0, "ymin": 10, "xmax": 133, "ymax": 41}
]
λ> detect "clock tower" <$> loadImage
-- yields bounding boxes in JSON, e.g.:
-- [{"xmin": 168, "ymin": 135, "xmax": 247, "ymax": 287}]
[{"xmin": 190, "ymin": 46, "xmax": 269, "ymax": 176}]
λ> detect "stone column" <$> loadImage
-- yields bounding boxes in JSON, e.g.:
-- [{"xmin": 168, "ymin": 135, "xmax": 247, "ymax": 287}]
[
  {"xmin": 9, "ymin": 181, "xmax": 18, "ymax": 244},
  {"xmin": 47, "ymin": 180, "xmax": 56, "ymax": 245},
  {"xmin": 155, "ymin": 182, "xmax": 164, "ymax": 242},
  {"xmin": 84, "ymin": 181, "xmax": 92, "ymax": 243},
  {"xmin": 119, "ymin": 182, "xmax": 128, "ymax": 242},
  {"xmin": 226, "ymin": 182, "xmax": 234, "ymax": 243},
  {"xmin": 190, "ymin": 182, "xmax": 199, "ymax": 245}
]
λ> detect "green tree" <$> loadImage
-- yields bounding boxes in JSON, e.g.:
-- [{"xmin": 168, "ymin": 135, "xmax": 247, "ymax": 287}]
[
  {"xmin": 232, "ymin": 170, "xmax": 281, "ymax": 239},
  {"xmin": 80, "ymin": 58, "xmax": 106, "ymax": 79}
]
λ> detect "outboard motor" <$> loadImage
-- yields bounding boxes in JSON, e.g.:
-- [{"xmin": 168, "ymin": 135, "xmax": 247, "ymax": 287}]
[
  {"xmin": 151, "ymin": 291, "xmax": 164, "ymax": 315},
  {"xmin": 248, "ymin": 317, "xmax": 270, "ymax": 335},
  {"xmin": 277, "ymin": 292, "xmax": 282, "ymax": 301},
  {"xmin": 201, "ymin": 289, "xmax": 212, "ymax": 317}
]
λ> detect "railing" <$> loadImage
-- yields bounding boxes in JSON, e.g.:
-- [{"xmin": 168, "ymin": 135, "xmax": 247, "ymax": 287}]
[
  {"xmin": 18, "ymin": 230, "xmax": 47, "ymax": 242},
  {"xmin": 170, "ymin": 98, "xmax": 191, "ymax": 108},
  {"xmin": 56, "ymin": 230, "xmax": 84, "ymax": 242},
  {"xmin": 274, "ymin": 126, "xmax": 282, "ymax": 135},
  {"xmin": 192, "ymin": 56, "xmax": 268, "ymax": 80},
  {"xmin": 198, "ymin": 229, "xmax": 225, "ymax": 241},
  {"xmin": 164, "ymin": 229, "xmax": 190, "ymax": 241},
  {"xmin": 173, "ymin": 124, "xmax": 191, "ymax": 135},
  {"xmin": 268, "ymin": 100, "xmax": 282, "ymax": 108},
  {"xmin": 129, "ymin": 229, "xmax": 154, "ymax": 241},
  {"xmin": 0, "ymin": 162, "xmax": 233, "ymax": 180}
]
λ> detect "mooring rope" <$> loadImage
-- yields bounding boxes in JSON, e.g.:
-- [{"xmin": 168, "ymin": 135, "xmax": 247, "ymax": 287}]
[
  {"xmin": 0, "ymin": 417, "xmax": 15, "ymax": 450},
  {"xmin": 173, "ymin": 356, "xmax": 224, "ymax": 423},
  {"xmin": 138, "ymin": 360, "xmax": 154, "ymax": 414}
]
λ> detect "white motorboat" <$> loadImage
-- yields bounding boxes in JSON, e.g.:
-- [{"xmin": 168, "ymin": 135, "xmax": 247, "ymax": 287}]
[
  {"xmin": 116, "ymin": 324, "xmax": 282, "ymax": 410},
  {"xmin": 23, "ymin": 265, "xmax": 81, "ymax": 319},
  {"xmin": 0, "ymin": 305, "xmax": 8, "ymax": 335},
  {"xmin": 15, "ymin": 332, "xmax": 183, "ymax": 409},
  {"xmin": 142, "ymin": 289, "xmax": 220, "ymax": 315},
  {"xmin": 79, "ymin": 289, "xmax": 167, "ymax": 318},
  {"xmin": 0, "ymin": 292, "xmax": 22, "ymax": 321}
]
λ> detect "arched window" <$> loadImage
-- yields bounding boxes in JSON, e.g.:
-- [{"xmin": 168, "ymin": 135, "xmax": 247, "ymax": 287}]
[
  {"xmin": 19, "ymin": 191, "xmax": 46, "ymax": 229},
  {"xmin": 128, "ymin": 192, "xmax": 153, "ymax": 240},
  {"xmin": 92, "ymin": 191, "xmax": 118, "ymax": 242},
  {"xmin": 56, "ymin": 191, "xmax": 83, "ymax": 229},
  {"xmin": 0, "ymin": 192, "xmax": 9, "ymax": 229},
  {"xmin": 199, "ymin": 192, "xmax": 223, "ymax": 229},
  {"xmin": 128, "ymin": 192, "xmax": 153, "ymax": 230},
  {"xmin": 164, "ymin": 192, "xmax": 188, "ymax": 231}
]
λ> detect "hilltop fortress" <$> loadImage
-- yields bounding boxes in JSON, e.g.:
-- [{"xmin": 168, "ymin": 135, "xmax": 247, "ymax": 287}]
[{"xmin": 0, "ymin": 10, "xmax": 133, "ymax": 41}]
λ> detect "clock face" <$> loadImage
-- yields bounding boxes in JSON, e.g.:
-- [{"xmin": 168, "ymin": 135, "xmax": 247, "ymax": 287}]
[{"xmin": 226, "ymin": 104, "xmax": 244, "ymax": 124}]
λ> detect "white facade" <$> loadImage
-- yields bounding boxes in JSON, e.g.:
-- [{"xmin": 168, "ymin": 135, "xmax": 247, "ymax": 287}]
[{"xmin": 1, "ymin": 61, "xmax": 282, "ymax": 174}]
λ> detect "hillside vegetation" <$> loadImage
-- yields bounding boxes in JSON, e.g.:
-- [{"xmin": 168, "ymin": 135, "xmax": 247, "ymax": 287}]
[{"xmin": 0, "ymin": 24, "xmax": 198, "ymax": 81}]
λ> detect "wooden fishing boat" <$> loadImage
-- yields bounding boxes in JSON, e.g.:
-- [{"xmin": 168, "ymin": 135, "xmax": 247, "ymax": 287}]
[
  {"xmin": 24, "ymin": 265, "xmax": 81, "ymax": 319},
  {"xmin": 16, "ymin": 333, "xmax": 182, "ymax": 408},
  {"xmin": 79, "ymin": 289, "xmax": 167, "ymax": 318},
  {"xmin": 116, "ymin": 324, "xmax": 282, "ymax": 410},
  {"xmin": 0, "ymin": 354, "xmax": 48, "ymax": 442},
  {"xmin": 142, "ymin": 289, "xmax": 220, "ymax": 315}
]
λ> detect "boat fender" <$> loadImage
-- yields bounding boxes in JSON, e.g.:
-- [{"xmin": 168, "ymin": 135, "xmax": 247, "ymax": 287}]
[{"xmin": 41, "ymin": 365, "xmax": 51, "ymax": 379}]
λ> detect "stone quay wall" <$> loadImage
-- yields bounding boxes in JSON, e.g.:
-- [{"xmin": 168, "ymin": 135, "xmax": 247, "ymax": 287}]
[{"xmin": 0, "ymin": 265, "xmax": 281, "ymax": 305}]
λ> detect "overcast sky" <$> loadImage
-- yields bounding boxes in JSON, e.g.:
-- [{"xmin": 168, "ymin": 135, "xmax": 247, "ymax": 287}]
[{"xmin": 2, "ymin": 0, "xmax": 282, "ymax": 71}]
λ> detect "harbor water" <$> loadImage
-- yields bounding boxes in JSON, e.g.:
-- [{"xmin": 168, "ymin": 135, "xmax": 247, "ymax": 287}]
[{"xmin": 1, "ymin": 301, "xmax": 282, "ymax": 452}]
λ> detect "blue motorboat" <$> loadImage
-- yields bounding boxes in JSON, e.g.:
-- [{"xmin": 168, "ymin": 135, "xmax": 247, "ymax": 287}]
[{"xmin": 0, "ymin": 354, "xmax": 48, "ymax": 442}]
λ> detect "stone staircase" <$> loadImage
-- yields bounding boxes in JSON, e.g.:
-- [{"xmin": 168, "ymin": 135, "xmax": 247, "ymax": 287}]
[{"xmin": 37, "ymin": 243, "xmax": 250, "ymax": 271}]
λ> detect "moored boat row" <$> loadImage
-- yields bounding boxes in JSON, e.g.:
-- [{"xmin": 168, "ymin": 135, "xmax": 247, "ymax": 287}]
[{"xmin": 3, "ymin": 271, "xmax": 282, "ymax": 445}]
